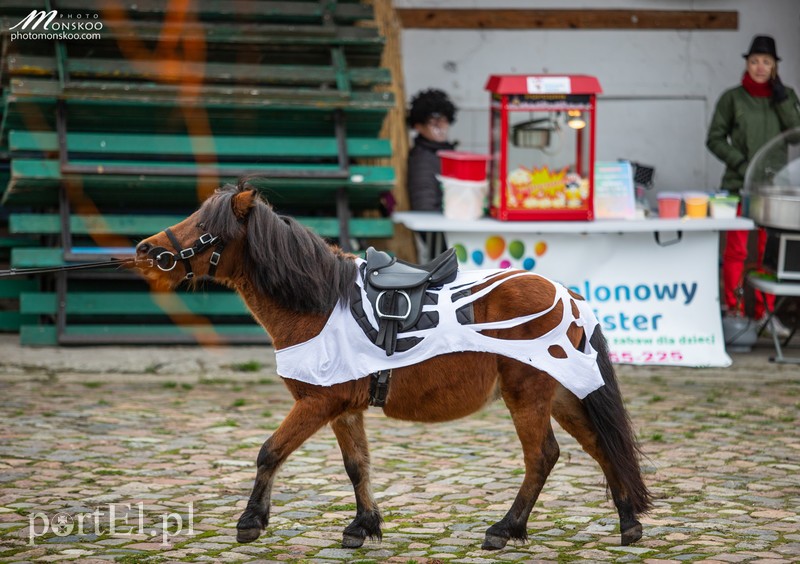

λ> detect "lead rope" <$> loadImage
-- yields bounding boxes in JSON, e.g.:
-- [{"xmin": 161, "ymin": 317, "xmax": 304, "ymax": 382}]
[
  {"xmin": 0, "ymin": 258, "xmax": 137, "ymax": 277},
  {"xmin": 0, "ymin": 230, "xmax": 227, "ymax": 279}
]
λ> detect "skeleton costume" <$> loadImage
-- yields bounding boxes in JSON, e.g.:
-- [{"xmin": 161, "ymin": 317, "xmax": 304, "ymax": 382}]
[{"xmin": 275, "ymin": 262, "xmax": 605, "ymax": 399}]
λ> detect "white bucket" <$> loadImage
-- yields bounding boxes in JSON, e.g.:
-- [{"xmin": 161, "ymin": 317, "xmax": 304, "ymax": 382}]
[{"xmin": 438, "ymin": 175, "xmax": 488, "ymax": 220}]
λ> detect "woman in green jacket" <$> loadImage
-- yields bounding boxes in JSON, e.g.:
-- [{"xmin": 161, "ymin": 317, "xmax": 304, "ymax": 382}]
[{"xmin": 706, "ymin": 35, "xmax": 800, "ymax": 336}]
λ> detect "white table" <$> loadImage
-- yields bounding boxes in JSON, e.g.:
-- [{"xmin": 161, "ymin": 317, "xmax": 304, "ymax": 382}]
[
  {"xmin": 393, "ymin": 212, "xmax": 755, "ymax": 368},
  {"xmin": 747, "ymin": 275, "xmax": 800, "ymax": 364},
  {"xmin": 393, "ymin": 212, "xmax": 753, "ymax": 235}
]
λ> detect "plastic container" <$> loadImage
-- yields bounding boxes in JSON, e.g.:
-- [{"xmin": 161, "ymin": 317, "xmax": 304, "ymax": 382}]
[
  {"xmin": 722, "ymin": 315, "xmax": 757, "ymax": 352},
  {"xmin": 684, "ymin": 192, "xmax": 710, "ymax": 218},
  {"xmin": 438, "ymin": 175, "xmax": 488, "ymax": 220},
  {"xmin": 709, "ymin": 194, "xmax": 740, "ymax": 219},
  {"xmin": 437, "ymin": 151, "xmax": 491, "ymax": 182},
  {"xmin": 657, "ymin": 192, "xmax": 682, "ymax": 218}
]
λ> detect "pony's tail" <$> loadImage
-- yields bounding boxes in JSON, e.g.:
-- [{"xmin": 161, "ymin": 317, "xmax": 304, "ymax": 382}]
[{"xmin": 583, "ymin": 328, "xmax": 652, "ymax": 515}]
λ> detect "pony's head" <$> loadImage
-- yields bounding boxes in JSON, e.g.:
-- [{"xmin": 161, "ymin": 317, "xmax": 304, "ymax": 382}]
[
  {"xmin": 136, "ymin": 180, "xmax": 356, "ymax": 313},
  {"xmin": 136, "ymin": 181, "xmax": 255, "ymax": 290}
]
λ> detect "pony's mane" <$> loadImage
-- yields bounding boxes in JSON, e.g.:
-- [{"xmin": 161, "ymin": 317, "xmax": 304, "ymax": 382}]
[{"xmin": 198, "ymin": 182, "xmax": 357, "ymax": 314}]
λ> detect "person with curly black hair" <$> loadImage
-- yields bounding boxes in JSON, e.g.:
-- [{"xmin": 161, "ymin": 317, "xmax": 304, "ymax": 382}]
[{"xmin": 407, "ymin": 89, "xmax": 458, "ymax": 211}]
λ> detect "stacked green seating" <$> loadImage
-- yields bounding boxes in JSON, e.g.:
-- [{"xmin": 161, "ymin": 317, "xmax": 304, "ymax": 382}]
[
  {"xmin": 0, "ymin": 64, "xmax": 39, "ymax": 331},
  {"xmin": 0, "ymin": 0, "xmax": 396, "ymax": 345}
]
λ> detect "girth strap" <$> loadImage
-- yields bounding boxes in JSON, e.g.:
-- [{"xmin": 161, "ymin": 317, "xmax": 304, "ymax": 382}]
[{"xmin": 368, "ymin": 369, "xmax": 392, "ymax": 407}]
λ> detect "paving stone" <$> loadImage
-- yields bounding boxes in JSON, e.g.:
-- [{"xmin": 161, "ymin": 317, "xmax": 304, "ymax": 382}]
[
  {"xmin": 707, "ymin": 554, "xmax": 758, "ymax": 562},
  {"xmin": 313, "ymin": 548, "xmax": 359, "ymax": 559},
  {"xmin": 290, "ymin": 535, "xmax": 336, "ymax": 547}
]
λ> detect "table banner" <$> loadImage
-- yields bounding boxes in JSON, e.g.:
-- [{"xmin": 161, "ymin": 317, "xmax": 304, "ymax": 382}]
[{"xmin": 446, "ymin": 230, "xmax": 731, "ymax": 367}]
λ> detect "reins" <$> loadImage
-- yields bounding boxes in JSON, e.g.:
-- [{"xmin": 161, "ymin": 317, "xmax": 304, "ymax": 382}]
[{"xmin": 0, "ymin": 257, "xmax": 139, "ymax": 277}]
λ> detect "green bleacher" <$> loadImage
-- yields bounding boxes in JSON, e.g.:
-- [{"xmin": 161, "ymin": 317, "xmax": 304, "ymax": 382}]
[{"xmin": 0, "ymin": 0, "xmax": 397, "ymax": 345}]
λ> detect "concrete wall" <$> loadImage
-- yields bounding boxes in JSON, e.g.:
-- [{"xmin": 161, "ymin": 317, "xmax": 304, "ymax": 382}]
[{"xmin": 399, "ymin": 0, "xmax": 800, "ymax": 196}]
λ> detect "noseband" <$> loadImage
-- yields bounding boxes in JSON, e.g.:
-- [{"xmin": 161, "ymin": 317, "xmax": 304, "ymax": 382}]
[{"xmin": 148, "ymin": 227, "xmax": 227, "ymax": 280}]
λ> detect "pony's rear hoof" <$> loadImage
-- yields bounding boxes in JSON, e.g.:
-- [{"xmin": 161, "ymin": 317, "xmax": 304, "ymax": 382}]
[
  {"xmin": 482, "ymin": 533, "xmax": 509, "ymax": 550},
  {"xmin": 621, "ymin": 522, "xmax": 643, "ymax": 546},
  {"xmin": 237, "ymin": 527, "xmax": 262, "ymax": 543},
  {"xmin": 342, "ymin": 533, "xmax": 365, "ymax": 548}
]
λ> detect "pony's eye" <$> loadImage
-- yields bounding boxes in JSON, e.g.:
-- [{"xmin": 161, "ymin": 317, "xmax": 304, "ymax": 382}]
[{"xmin": 198, "ymin": 222, "xmax": 206, "ymax": 230}]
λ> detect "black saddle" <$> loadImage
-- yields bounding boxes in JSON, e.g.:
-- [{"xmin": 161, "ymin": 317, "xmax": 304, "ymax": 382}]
[{"xmin": 364, "ymin": 246, "xmax": 459, "ymax": 356}]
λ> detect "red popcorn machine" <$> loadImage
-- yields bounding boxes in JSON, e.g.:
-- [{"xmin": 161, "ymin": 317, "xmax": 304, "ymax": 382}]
[{"xmin": 485, "ymin": 74, "xmax": 602, "ymax": 221}]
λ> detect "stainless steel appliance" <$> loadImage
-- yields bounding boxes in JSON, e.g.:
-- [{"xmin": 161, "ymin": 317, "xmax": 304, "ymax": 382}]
[{"xmin": 743, "ymin": 127, "xmax": 800, "ymax": 281}]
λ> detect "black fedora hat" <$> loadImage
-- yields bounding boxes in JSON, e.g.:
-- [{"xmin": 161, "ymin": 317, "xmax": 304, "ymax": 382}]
[{"xmin": 743, "ymin": 35, "xmax": 780, "ymax": 61}]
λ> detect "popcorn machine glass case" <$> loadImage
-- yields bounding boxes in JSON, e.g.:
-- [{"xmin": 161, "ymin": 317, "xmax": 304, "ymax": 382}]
[{"xmin": 485, "ymin": 75, "xmax": 602, "ymax": 221}]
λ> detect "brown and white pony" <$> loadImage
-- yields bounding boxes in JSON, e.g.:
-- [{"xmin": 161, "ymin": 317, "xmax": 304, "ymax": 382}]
[{"xmin": 135, "ymin": 182, "xmax": 651, "ymax": 551}]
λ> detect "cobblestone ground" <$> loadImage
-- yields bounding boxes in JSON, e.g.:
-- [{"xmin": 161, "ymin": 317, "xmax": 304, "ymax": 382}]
[{"xmin": 0, "ymin": 339, "xmax": 799, "ymax": 563}]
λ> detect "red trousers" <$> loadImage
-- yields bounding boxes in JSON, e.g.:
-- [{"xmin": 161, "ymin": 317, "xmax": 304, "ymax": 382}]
[{"xmin": 722, "ymin": 204, "xmax": 774, "ymax": 317}]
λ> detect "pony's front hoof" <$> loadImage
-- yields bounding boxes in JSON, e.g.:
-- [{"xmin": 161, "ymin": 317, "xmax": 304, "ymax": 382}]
[
  {"xmin": 237, "ymin": 510, "xmax": 266, "ymax": 543},
  {"xmin": 621, "ymin": 522, "xmax": 643, "ymax": 546},
  {"xmin": 481, "ymin": 533, "xmax": 509, "ymax": 550},
  {"xmin": 342, "ymin": 533, "xmax": 365, "ymax": 548},
  {"xmin": 342, "ymin": 510, "xmax": 382, "ymax": 547},
  {"xmin": 236, "ymin": 527, "xmax": 262, "ymax": 543}
]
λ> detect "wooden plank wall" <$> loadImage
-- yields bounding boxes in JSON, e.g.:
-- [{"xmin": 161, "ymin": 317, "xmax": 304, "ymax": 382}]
[{"xmin": 397, "ymin": 9, "xmax": 738, "ymax": 30}]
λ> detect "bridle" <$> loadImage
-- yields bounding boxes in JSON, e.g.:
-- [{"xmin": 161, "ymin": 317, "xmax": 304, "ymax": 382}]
[{"xmin": 148, "ymin": 227, "xmax": 227, "ymax": 280}]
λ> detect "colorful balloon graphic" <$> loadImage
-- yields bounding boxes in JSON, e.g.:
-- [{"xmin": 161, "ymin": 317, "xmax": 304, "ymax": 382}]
[
  {"xmin": 535, "ymin": 241, "xmax": 548, "ymax": 256},
  {"xmin": 485, "ymin": 236, "xmax": 505, "ymax": 260},
  {"xmin": 508, "ymin": 240, "xmax": 525, "ymax": 260},
  {"xmin": 523, "ymin": 257, "xmax": 536, "ymax": 271},
  {"xmin": 453, "ymin": 243, "xmax": 467, "ymax": 263},
  {"xmin": 499, "ymin": 259, "xmax": 512, "ymax": 269},
  {"xmin": 471, "ymin": 250, "xmax": 484, "ymax": 266}
]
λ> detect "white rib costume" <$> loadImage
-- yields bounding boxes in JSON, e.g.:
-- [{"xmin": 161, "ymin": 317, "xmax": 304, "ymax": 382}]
[{"xmin": 275, "ymin": 262, "xmax": 605, "ymax": 399}]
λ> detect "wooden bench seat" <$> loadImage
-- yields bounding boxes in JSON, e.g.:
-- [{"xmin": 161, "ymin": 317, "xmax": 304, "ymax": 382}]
[
  {"xmin": 6, "ymin": 55, "xmax": 391, "ymax": 89},
  {"xmin": 0, "ymin": 1, "xmax": 379, "ymax": 33},
  {"xmin": 9, "ymin": 213, "xmax": 393, "ymax": 239},
  {"xmin": 1, "ymin": 0, "xmax": 374, "ymax": 24},
  {"xmin": 4, "ymin": 160, "xmax": 394, "ymax": 208},
  {"xmin": 21, "ymin": 291, "xmax": 252, "ymax": 317},
  {"xmin": 7, "ymin": 78, "xmax": 393, "ymax": 108},
  {"xmin": 3, "ymin": 93, "xmax": 391, "ymax": 141},
  {"xmin": 19, "ymin": 324, "xmax": 271, "ymax": 347},
  {"xmin": 9, "ymin": 131, "xmax": 392, "ymax": 160},
  {"xmin": 19, "ymin": 291, "xmax": 269, "ymax": 345},
  {"xmin": 21, "ymin": 324, "xmax": 270, "ymax": 346}
]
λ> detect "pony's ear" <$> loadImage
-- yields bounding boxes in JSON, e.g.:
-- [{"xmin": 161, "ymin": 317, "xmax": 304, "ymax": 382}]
[{"xmin": 232, "ymin": 189, "xmax": 258, "ymax": 219}]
